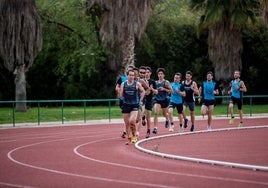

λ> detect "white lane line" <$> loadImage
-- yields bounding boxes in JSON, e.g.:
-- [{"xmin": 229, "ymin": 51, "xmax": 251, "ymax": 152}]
[
  {"xmin": 135, "ymin": 125, "xmax": 268, "ymax": 172},
  {"xmin": 0, "ymin": 182, "xmax": 36, "ymax": 188},
  {"xmin": 5, "ymin": 127, "xmax": 268, "ymax": 187},
  {"xmin": 74, "ymin": 138, "xmax": 268, "ymax": 186},
  {"xmin": 6, "ymin": 136, "xmax": 178, "ymax": 188}
]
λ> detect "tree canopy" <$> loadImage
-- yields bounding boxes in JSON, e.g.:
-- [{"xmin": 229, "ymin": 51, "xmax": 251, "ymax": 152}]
[{"xmin": 0, "ymin": 0, "xmax": 267, "ymax": 102}]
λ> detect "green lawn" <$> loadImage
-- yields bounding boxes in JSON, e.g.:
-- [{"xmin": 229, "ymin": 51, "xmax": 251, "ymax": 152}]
[{"xmin": 0, "ymin": 104, "xmax": 267, "ymax": 124}]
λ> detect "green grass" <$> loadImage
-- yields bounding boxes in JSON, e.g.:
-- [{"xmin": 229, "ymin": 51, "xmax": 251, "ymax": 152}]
[{"xmin": 0, "ymin": 104, "xmax": 267, "ymax": 124}]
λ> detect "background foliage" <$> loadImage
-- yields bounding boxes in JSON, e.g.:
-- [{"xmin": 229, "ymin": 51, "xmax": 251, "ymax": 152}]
[{"xmin": 0, "ymin": 0, "xmax": 267, "ymax": 101}]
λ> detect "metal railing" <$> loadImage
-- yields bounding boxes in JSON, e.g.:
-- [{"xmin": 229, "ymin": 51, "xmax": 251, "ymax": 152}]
[
  {"xmin": 0, "ymin": 95, "xmax": 267, "ymax": 127},
  {"xmin": 0, "ymin": 99, "xmax": 118, "ymax": 127}
]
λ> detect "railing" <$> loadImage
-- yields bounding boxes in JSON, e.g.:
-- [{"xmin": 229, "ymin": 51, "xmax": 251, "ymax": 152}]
[
  {"xmin": 0, "ymin": 99, "xmax": 118, "ymax": 127},
  {"xmin": 0, "ymin": 95, "xmax": 267, "ymax": 127}
]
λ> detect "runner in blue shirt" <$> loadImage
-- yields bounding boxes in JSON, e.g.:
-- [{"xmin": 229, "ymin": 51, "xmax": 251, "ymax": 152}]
[
  {"xmin": 152, "ymin": 68, "xmax": 172, "ymax": 134},
  {"xmin": 115, "ymin": 65, "xmax": 134, "ymax": 138},
  {"xmin": 118, "ymin": 69, "xmax": 145, "ymax": 145},
  {"xmin": 228, "ymin": 70, "xmax": 247, "ymax": 127},
  {"xmin": 198, "ymin": 71, "xmax": 219, "ymax": 130},
  {"xmin": 168, "ymin": 72, "xmax": 186, "ymax": 132}
]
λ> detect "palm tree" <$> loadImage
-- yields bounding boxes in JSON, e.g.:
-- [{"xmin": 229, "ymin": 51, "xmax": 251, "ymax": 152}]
[
  {"xmin": 84, "ymin": 0, "xmax": 155, "ymax": 73},
  {"xmin": 0, "ymin": 0, "xmax": 42, "ymax": 111},
  {"xmin": 262, "ymin": 0, "xmax": 268, "ymax": 26},
  {"xmin": 190, "ymin": 0, "xmax": 259, "ymax": 88}
]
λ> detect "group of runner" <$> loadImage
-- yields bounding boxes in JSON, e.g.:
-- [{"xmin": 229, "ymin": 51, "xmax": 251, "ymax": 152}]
[{"xmin": 116, "ymin": 66, "xmax": 247, "ymax": 145}]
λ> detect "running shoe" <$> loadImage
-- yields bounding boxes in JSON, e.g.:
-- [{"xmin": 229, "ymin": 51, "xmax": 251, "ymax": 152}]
[
  {"xmin": 229, "ymin": 117, "xmax": 234, "ymax": 125},
  {"xmin": 121, "ymin": 131, "xmax": 126, "ymax": 138},
  {"xmin": 125, "ymin": 137, "xmax": 131, "ymax": 145},
  {"xmin": 142, "ymin": 115, "xmax": 146, "ymax": 126},
  {"xmin": 184, "ymin": 118, "xmax": 188, "ymax": 128},
  {"xmin": 238, "ymin": 122, "xmax": 243, "ymax": 128},
  {"xmin": 207, "ymin": 125, "xmax": 212, "ymax": 131},
  {"xmin": 136, "ymin": 131, "xmax": 140, "ymax": 139},
  {"xmin": 169, "ymin": 124, "xmax": 174, "ymax": 132},
  {"xmin": 152, "ymin": 127, "xmax": 158, "ymax": 134},
  {"xmin": 146, "ymin": 129, "xmax": 150, "ymax": 138},
  {"xmin": 131, "ymin": 136, "xmax": 138, "ymax": 143},
  {"xmin": 179, "ymin": 126, "xmax": 184, "ymax": 133},
  {"xmin": 165, "ymin": 120, "xmax": 170, "ymax": 128},
  {"xmin": 190, "ymin": 125, "xmax": 194, "ymax": 132}
]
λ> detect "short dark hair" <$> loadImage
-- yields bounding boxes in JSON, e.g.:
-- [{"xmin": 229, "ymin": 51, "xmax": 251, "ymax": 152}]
[
  {"xmin": 185, "ymin": 70, "xmax": 192, "ymax": 75},
  {"xmin": 139, "ymin": 66, "xmax": 146, "ymax": 70},
  {"xmin": 127, "ymin": 69, "xmax": 135, "ymax": 75},
  {"xmin": 145, "ymin": 66, "xmax": 152, "ymax": 72},
  {"xmin": 156, "ymin": 68, "xmax": 165, "ymax": 74},
  {"xmin": 175, "ymin": 72, "xmax": 182, "ymax": 77},
  {"xmin": 127, "ymin": 65, "xmax": 134, "ymax": 69},
  {"xmin": 207, "ymin": 71, "xmax": 213, "ymax": 76}
]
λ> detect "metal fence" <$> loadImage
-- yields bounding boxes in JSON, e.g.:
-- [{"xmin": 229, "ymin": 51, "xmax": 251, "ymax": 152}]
[{"xmin": 0, "ymin": 95, "xmax": 267, "ymax": 127}]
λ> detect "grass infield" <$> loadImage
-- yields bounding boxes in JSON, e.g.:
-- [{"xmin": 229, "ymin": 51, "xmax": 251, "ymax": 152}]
[{"xmin": 0, "ymin": 104, "xmax": 267, "ymax": 124}]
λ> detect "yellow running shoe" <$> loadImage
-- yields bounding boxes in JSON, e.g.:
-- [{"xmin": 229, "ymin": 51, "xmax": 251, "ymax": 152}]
[
  {"xmin": 229, "ymin": 117, "xmax": 234, "ymax": 125},
  {"xmin": 131, "ymin": 136, "xmax": 138, "ymax": 143}
]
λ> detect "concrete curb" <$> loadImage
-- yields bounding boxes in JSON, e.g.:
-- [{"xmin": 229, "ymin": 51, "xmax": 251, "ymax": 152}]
[{"xmin": 0, "ymin": 114, "xmax": 267, "ymax": 129}]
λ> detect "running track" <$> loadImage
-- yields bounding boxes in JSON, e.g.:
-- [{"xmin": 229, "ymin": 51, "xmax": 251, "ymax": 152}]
[{"xmin": 0, "ymin": 117, "xmax": 267, "ymax": 188}]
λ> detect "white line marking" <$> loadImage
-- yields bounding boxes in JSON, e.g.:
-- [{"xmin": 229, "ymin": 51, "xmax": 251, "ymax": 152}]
[
  {"xmin": 74, "ymin": 138, "xmax": 268, "ymax": 186},
  {"xmin": 0, "ymin": 182, "xmax": 36, "ymax": 188},
  {"xmin": 135, "ymin": 125, "xmax": 268, "ymax": 171},
  {"xmin": 7, "ymin": 137, "xmax": 178, "ymax": 188},
  {"xmin": 5, "ymin": 126, "xmax": 268, "ymax": 187}
]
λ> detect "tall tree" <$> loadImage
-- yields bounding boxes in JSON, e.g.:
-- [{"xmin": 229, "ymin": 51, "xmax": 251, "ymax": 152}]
[
  {"xmin": 190, "ymin": 0, "xmax": 258, "ymax": 86},
  {"xmin": 262, "ymin": 0, "xmax": 268, "ymax": 26},
  {"xmin": 0, "ymin": 0, "xmax": 42, "ymax": 111},
  {"xmin": 84, "ymin": 0, "xmax": 155, "ymax": 73}
]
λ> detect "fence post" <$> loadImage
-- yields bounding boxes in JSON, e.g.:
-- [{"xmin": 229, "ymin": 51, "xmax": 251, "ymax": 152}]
[
  {"xmin": 83, "ymin": 101, "xmax": 86, "ymax": 123},
  {"xmin": 249, "ymin": 96, "xmax": 253, "ymax": 117},
  {"xmin": 226, "ymin": 102, "xmax": 229, "ymax": 117},
  {"xmin": 61, "ymin": 101, "xmax": 64, "ymax": 124},
  {"xmin": 108, "ymin": 100, "xmax": 111, "ymax": 122},
  {"xmin": 12, "ymin": 102, "xmax": 15, "ymax": 127},
  {"xmin": 37, "ymin": 101, "xmax": 40, "ymax": 125}
]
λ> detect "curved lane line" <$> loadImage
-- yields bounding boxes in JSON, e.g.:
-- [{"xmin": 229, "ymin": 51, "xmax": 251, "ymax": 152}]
[
  {"xmin": 74, "ymin": 138, "xmax": 268, "ymax": 186},
  {"xmin": 0, "ymin": 182, "xmax": 35, "ymax": 188},
  {"xmin": 7, "ymin": 136, "xmax": 178, "ymax": 188},
  {"xmin": 135, "ymin": 126, "xmax": 268, "ymax": 172},
  {"xmin": 5, "ymin": 127, "xmax": 268, "ymax": 187}
]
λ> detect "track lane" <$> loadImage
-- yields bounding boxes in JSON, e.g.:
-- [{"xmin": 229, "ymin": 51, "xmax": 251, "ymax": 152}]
[{"xmin": 0, "ymin": 117, "xmax": 267, "ymax": 188}]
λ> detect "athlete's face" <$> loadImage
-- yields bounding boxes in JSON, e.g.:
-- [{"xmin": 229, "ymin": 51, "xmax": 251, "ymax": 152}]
[
  {"xmin": 234, "ymin": 71, "xmax": 240, "ymax": 79},
  {"xmin": 127, "ymin": 71, "xmax": 135, "ymax": 81},
  {"xmin": 133, "ymin": 69, "xmax": 139, "ymax": 79},
  {"xmin": 139, "ymin": 69, "xmax": 146, "ymax": 79},
  {"xmin": 185, "ymin": 73, "xmax": 192, "ymax": 81},
  {"xmin": 174, "ymin": 75, "xmax": 181, "ymax": 83},
  {"xmin": 207, "ymin": 74, "xmax": 213, "ymax": 81},
  {"xmin": 145, "ymin": 69, "xmax": 151, "ymax": 79},
  {"xmin": 158, "ymin": 71, "xmax": 165, "ymax": 80}
]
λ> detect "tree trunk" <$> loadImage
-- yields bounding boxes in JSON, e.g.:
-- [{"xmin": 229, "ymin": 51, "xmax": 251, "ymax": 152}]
[
  {"xmin": 122, "ymin": 34, "xmax": 135, "ymax": 69},
  {"xmin": 208, "ymin": 23, "xmax": 243, "ymax": 94},
  {"xmin": 264, "ymin": 0, "xmax": 268, "ymax": 27},
  {"xmin": 15, "ymin": 65, "xmax": 27, "ymax": 112}
]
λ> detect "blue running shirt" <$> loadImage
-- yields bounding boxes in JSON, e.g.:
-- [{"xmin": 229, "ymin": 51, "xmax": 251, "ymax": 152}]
[
  {"xmin": 231, "ymin": 80, "xmax": 242, "ymax": 99},
  {"xmin": 155, "ymin": 80, "xmax": 168, "ymax": 101},
  {"xmin": 170, "ymin": 82, "xmax": 184, "ymax": 104},
  {"xmin": 123, "ymin": 81, "xmax": 139, "ymax": 105},
  {"xmin": 203, "ymin": 81, "xmax": 216, "ymax": 100}
]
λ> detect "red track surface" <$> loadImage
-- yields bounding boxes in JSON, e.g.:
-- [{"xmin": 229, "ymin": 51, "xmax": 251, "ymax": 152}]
[{"xmin": 0, "ymin": 117, "xmax": 267, "ymax": 188}]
